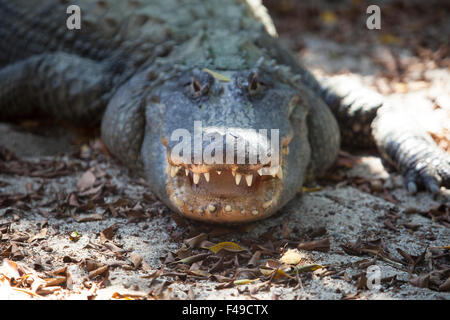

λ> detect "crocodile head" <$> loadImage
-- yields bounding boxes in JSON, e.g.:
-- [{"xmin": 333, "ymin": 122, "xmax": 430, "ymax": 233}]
[{"xmin": 140, "ymin": 63, "xmax": 311, "ymax": 224}]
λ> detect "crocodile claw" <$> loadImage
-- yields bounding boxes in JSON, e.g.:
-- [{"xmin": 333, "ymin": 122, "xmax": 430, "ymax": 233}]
[{"xmin": 403, "ymin": 153, "xmax": 450, "ymax": 195}]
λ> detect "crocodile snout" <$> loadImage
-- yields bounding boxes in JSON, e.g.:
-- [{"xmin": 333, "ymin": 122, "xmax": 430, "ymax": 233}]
[
  {"xmin": 163, "ymin": 125, "xmax": 288, "ymax": 223},
  {"xmin": 165, "ymin": 161, "xmax": 285, "ymax": 223},
  {"xmin": 146, "ymin": 66, "xmax": 302, "ymax": 223}
]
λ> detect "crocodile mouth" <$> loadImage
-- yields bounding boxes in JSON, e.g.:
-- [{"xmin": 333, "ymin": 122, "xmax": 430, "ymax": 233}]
[{"xmin": 165, "ymin": 161, "xmax": 284, "ymax": 223}]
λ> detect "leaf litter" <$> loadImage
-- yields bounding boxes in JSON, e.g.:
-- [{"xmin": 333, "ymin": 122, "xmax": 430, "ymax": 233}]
[{"xmin": 0, "ymin": 0, "xmax": 449, "ymax": 299}]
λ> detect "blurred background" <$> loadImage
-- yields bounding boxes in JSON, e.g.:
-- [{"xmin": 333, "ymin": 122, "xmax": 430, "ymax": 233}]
[{"xmin": 263, "ymin": 0, "xmax": 450, "ymax": 152}]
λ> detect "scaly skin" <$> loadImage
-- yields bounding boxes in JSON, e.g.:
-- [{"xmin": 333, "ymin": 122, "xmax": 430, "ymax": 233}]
[{"xmin": 0, "ymin": 0, "xmax": 448, "ymax": 224}]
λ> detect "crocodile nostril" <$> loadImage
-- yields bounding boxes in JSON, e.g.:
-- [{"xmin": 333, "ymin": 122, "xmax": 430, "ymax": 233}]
[
  {"xmin": 188, "ymin": 69, "xmax": 214, "ymax": 97},
  {"xmin": 191, "ymin": 77, "xmax": 208, "ymax": 96},
  {"xmin": 248, "ymin": 72, "xmax": 260, "ymax": 95}
]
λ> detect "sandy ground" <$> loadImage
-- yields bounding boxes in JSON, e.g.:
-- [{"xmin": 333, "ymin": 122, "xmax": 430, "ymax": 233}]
[{"xmin": 0, "ymin": 0, "xmax": 449, "ymax": 300}]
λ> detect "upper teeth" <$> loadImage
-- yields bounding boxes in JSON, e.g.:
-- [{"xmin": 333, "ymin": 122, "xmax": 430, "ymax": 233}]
[
  {"xmin": 270, "ymin": 166, "xmax": 278, "ymax": 177},
  {"xmin": 235, "ymin": 173, "xmax": 242, "ymax": 185},
  {"xmin": 193, "ymin": 173, "xmax": 200, "ymax": 184},
  {"xmin": 170, "ymin": 165, "xmax": 180, "ymax": 177},
  {"xmin": 168, "ymin": 164, "xmax": 283, "ymax": 186},
  {"xmin": 245, "ymin": 174, "xmax": 253, "ymax": 187},
  {"xmin": 276, "ymin": 167, "xmax": 283, "ymax": 179}
]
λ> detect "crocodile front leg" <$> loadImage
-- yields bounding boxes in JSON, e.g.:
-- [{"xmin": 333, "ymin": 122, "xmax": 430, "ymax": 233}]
[
  {"xmin": 372, "ymin": 104, "xmax": 450, "ymax": 194},
  {"xmin": 0, "ymin": 52, "xmax": 114, "ymax": 123},
  {"xmin": 259, "ymin": 34, "xmax": 450, "ymax": 193},
  {"xmin": 317, "ymin": 77, "xmax": 450, "ymax": 193}
]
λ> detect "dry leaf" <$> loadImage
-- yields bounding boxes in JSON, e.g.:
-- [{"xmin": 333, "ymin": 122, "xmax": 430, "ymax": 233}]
[
  {"xmin": 45, "ymin": 276, "xmax": 66, "ymax": 287},
  {"xmin": 356, "ymin": 273, "xmax": 367, "ymax": 290},
  {"xmin": 78, "ymin": 184, "xmax": 103, "ymax": 197},
  {"xmin": 302, "ymin": 186, "xmax": 323, "ymax": 193},
  {"xmin": 294, "ymin": 264, "xmax": 324, "ymax": 274},
  {"xmin": 51, "ymin": 266, "xmax": 67, "ymax": 276},
  {"xmin": 432, "ymin": 245, "xmax": 450, "ymax": 250},
  {"xmin": 103, "ymin": 241, "xmax": 125, "ymax": 253},
  {"xmin": 184, "ymin": 233, "xmax": 208, "ymax": 249},
  {"xmin": 379, "ymin": 33, "xmax": 403, "ymax": 45},
  {"xmin": 172, "ymin": 253, "xmax": 210, "ymax": 265},
  {"xmin": 100, "ymin": 224, "xmax": 119, "ymax": 243},
  {"xmin": 37, "ymin": 286, "xmax": 61, "ymax": 295},
  {"xmin": 439, "ymin": 277, "xmax": 450, "ymax": 292},
  {"xmin": 208, "ymin": 242, "xmax": 245, "ymax": 254},
  {"xmin": 280, "ymin": 249, "xmax": 303, "ymax": 265},
  {"xmin": 260, "ymin": 267, "xmax": 294, "ymax": 280},
  {"xmin": 234, "ymin": 278, "xmax": 260, "ymax": 285},
  {"xmin": 77, "ymin": 170, "xmax": 96, "ymax": 191},
  {"xmin": 88, "ymin": 265, "xmax": 109, "ymax": 279},
  {"xmin": 73, "ymin": 213, "xmax": 103, "ymax": 222},
  {"xmin": 410, "ymin": 274, "xmax": 430, "ymax": 288},
  {"xmin": 320, "ymin": 10, "xmax": 338, "ymax": 25},
  {"xmin": 129, "ymin": 252, "xmax": 143, "ymax": 269},
  {"xmin": 189, "ymin": 269, "xmax": 210, "ymax": 278},
  {"xmin": 112, "ymin": 291, "xmax": 147, "ymax": 300},
  {"xmin": 69, "ymin": 231, "xmax": 82, "ymax": 242},
  {"xmin": 28, "ymin": 228, "xmax": 47, "ymax": 243},
  {"xmin": 248, "ymin": 251, "xmax": 261, "ymax": 267},
  {"xmin": 67, "ymin": 193, "xmax": 80, "ymax": 207},
  {"xmin": 297, "ymin": 238, "xmax": 330, "ymax": 252},
  {"xmin": 85, "ymin": 259, "xmax": 104, "ymax": 272},
  {"xmin": 202, "ymin": 68, "xmax": 231, "ymax": 82}
]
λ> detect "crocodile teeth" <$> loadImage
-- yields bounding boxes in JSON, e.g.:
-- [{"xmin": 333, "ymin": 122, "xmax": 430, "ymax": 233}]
[
  {"xmin": 276, "ymin": 167, "xmax": 283, "ymax": 180},
  {"xmin": 251, "ymin": 209, "xmax": 259, "ymax": 216},
  {"xmin": 245, "ymin": 174, "xmax": 253, "ymax": 187},
  {"xmin": 203, "ymin": 172, "xmax": 210, "ymax": 182},
  {"xmin": 216, "ymin": 171, "xmax": 222, "ymax": 175},
  {"xmin": 208, "ymin": 204, "xmax": 216, "ymax": 213},
  {"xmin": 170, "ymin": 166, "xmax": 180, "ymax": 177},
  {"xmin": 231, "ymin": 171, "xmax": 236, "ymax": 177},
  {"xmin": 173, "ymin": 197, "xmax": 184, "ymax": 207},
  {"xmin": 185, "ymin": 168, "xmax": 189, "ymax": 176},
  {"xmin": 257, "ymin": 168, "xmax": 263, "ymax": 176},
  {"xmin": 225, "ymin": 205, "xmax": 232, "ymax": 212},
  {"xmin": 262, "ymin": 200, "xmax": 273, "ymax": 209},
  {"xmin": 270, "ymin": 166, "xmax": 279, "ymax": 177},
  {"xmin": 235, "ymin": 173, "xmax": 242, "ymax": 185},
  {"xmin": 193, "ymin": 173, "xmax": 200, "ymax": 184}
]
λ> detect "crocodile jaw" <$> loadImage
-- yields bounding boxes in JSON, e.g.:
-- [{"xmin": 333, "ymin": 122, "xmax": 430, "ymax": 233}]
[{"xmin": 164, "ymin": 162, "xmax": 285, "ymax": 224}]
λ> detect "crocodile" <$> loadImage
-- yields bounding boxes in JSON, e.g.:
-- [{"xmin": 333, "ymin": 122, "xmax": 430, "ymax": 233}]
[{"xmin": 0, "ymin": 0, "xmax": 449, "ymax": 224}]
